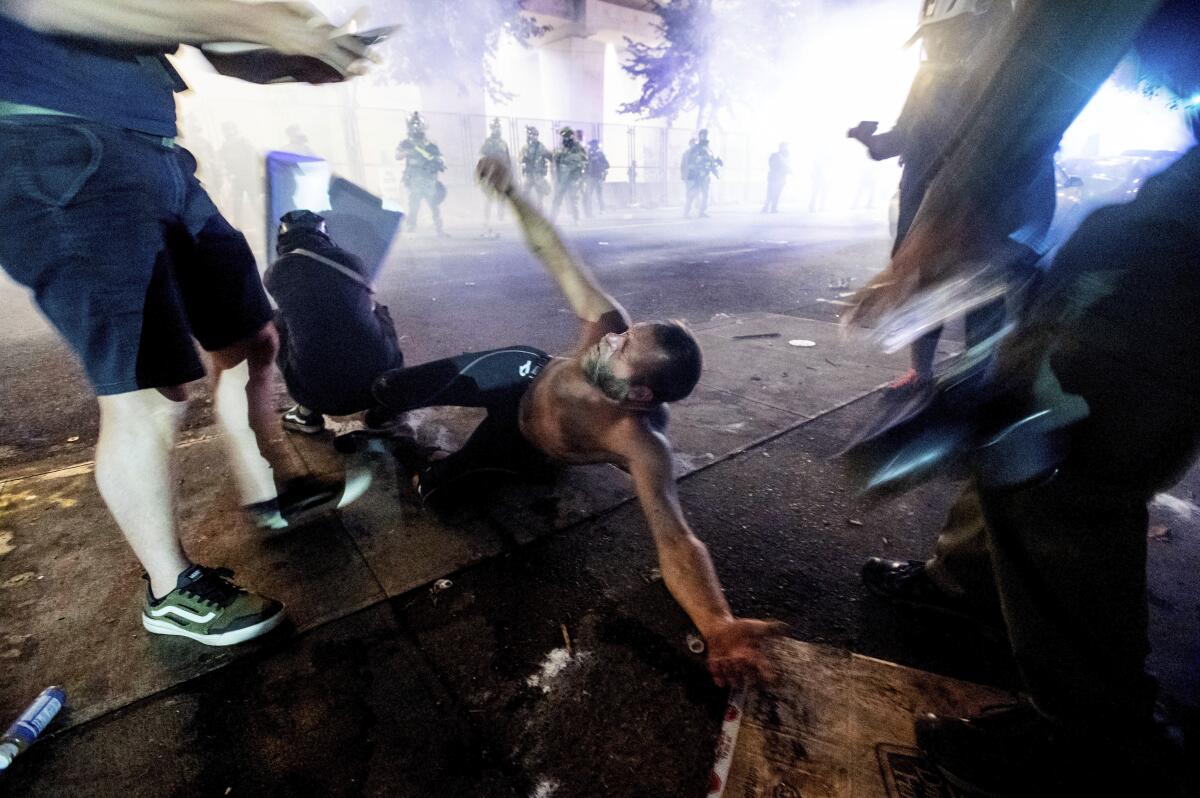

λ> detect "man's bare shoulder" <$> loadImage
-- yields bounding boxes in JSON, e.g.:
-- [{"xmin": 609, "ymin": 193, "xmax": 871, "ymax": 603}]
[
  {"xmin": 607, "ymin": 408, "xmax": 673, "ymax": 463},
  {"xmin": 529, "ymin": 355, "xmax": 583, "ymax": 397}
]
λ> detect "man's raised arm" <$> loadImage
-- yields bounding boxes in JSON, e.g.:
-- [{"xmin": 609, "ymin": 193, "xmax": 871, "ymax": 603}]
[
  {"xmin": 0, "ymin": 0, "xmax": 368, "ymax": 76},
  {"xmin": 477, "ymin": 156, "xmax": 627, "ymax": 328}
]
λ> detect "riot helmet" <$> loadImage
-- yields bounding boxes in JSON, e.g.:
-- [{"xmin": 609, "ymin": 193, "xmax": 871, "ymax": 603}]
[{"xmin": 407, "ymin": 111, "xmax": 426, "ymax": 137}]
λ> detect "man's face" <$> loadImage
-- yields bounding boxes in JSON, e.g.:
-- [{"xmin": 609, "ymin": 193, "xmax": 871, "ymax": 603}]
[{"xmin": 584, "ymin": 324, "xmax": 666, "ymax": 400}]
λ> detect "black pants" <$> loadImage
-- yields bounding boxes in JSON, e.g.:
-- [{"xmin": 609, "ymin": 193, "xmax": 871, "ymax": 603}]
[
  {"xmin": 373, "ymin": 346, "xmax": 552, "ymax": 497},
  {"xmin": 763, "ymin": 178, "xmax": 785, "ymax": 212},
  {"xmin": 928, "ymin": 147, "xmax": 1200, "ymax": 733}
]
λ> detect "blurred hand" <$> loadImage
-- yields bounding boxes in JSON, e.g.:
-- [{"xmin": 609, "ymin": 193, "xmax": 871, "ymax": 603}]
[
  {"xmin": 476, "ymin": 155, "xmax": 514, "ymax": 197},
  {"xmin": 846, "ymin": 196, "xmax": 994, "ymax": 328},
  {"xmin": 252, "ymin": 2, "xmax": 376, "ymax": 81},
  {"xmin": 847, "ymin": 121, "xmax": 879, "ymax": 144},
  {"xmin": 704, "ymin": 618, "xmax": 789, "ymax": 687}
]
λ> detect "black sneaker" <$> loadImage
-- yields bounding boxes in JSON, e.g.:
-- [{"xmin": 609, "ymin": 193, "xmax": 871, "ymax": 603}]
[
  {"xmin": 141, "ymin": 565, "xmax": 285, "ymax": 646},
  {"xmin": 281, "ymin": 404, "xmax": 324, "ymax": 435},
  {"xmin": 915, "ymin": 704, "xmax": 1186, "ymax": 797},
  {"xmin": 362, "ymin": 405, "xmax": 409, "ymax": 434},
  {"xmin": 861, "ymin": 558, "xmax": 1004, "ymax": 634},
  {"xmin": 244, "ymin": 476, "xmax": 343, "ymax": 529}
]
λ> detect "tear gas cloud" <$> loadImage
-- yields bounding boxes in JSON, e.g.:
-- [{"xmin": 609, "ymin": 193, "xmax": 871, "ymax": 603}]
[{"xmin": 162, "ymin": 0, "xmax": 1196, "ymax": 261}]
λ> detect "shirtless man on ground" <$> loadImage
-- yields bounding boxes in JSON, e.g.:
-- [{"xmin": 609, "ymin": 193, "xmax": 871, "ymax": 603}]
[{"xmin": 372, "ymin": 155, "xmax": 785, "ymax": 685}]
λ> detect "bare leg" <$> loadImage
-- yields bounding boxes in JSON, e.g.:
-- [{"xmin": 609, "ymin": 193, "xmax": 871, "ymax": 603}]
[
  {"xmin": 210, "ymin": 323, "xmax": 298, "ymax": 504},
  {"xmin": 95, "ymin": 387, "xmax": 190, "ymax": 599}
]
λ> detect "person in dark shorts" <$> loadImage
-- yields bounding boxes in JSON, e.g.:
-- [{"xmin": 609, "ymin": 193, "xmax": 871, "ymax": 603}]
[
  {"xmin": 264, "ymin": 210, "xmax": 404, "ymax": 435},
  {"xmin": 0, "ymin": 1, "xmax": 372, "ymax": 647},
  {"xmin": 372, "ymin": 155, "xmax": 786, "ymax": 687}
]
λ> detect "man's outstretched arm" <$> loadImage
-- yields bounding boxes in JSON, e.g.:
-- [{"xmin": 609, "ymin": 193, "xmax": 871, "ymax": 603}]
[
  {"xmin": 477, "ymin": 156, "xmax": 628, "ymax": 328},
  {"xmin": 620, "ymin": 421, "xmax": 786, "ymax": 686},
  {"xmin": 0, "ymin": 0, "xmax": 368, "ymax": 76}
]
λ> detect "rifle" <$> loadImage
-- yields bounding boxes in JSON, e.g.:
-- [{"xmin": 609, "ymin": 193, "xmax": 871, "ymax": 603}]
[{"xmin": 398, "ymin": 141, "xmax": 445, "ymax": 171}]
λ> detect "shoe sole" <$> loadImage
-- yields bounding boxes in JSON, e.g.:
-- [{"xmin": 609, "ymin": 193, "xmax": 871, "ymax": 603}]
[
  {"xmin": 863, "ymin": 576, "xmax": 1006, "ymax": 641},
  {"xmin": 251, "ymin": 511, "xmax": 289, "ymax": 531},
  {"xmin": 281, "ymin": 420, "xmax": 324, "ymax": 435},
  {"xmin": 142, "ymin": 609, "xmax": 285, "ymax": 647},
  {"xmin": 931, "ymin": 762, "xmax": 1009, "ymax": 798}
]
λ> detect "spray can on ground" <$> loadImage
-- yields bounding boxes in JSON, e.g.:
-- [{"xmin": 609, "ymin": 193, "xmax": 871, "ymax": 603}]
[{"xmin": 0, "ymin": 686, "xmax": 66, "ymax": 771}]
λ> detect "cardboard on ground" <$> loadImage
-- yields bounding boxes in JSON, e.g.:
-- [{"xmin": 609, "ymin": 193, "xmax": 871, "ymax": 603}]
[{"xmin": 722, "ymin": 639, "xmax": 1012, "ymax": 798}]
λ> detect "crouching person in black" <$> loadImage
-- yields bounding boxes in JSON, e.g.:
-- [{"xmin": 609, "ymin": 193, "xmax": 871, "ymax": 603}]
[{"xmin": 264, "ymin": 211, "xmax": 404, "ymax": 434}]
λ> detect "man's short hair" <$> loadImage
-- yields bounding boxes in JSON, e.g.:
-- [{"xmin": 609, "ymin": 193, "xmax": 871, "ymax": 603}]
[{"xmin": 637, "ymin": 321, "xmax": 703, "ymax": 403}]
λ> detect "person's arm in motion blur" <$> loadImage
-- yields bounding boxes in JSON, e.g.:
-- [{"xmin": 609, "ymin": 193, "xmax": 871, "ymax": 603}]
[
  {"xmin": 0, "ymin": 0, "xmax": 369, "ymax": 76},
  {"xmin": 848, "ymin": 0, "xmax": 1164, "ymax": 326},
  {"xmin": 848, "ymin": 121, "xmax": 904, "ymax": 161}
]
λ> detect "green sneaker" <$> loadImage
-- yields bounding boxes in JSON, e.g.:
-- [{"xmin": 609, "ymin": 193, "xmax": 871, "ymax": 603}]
[{"xmin": 141, "ymin": 566, "xmax": 285, "ymax": 646}]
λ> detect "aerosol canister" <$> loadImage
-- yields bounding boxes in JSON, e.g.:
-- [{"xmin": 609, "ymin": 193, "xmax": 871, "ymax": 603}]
[{"xmin": 0, "ymin": 686, "xmax": 66, "ymax": 770}]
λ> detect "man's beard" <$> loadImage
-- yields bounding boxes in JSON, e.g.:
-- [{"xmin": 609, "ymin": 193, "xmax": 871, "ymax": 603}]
[{"xmin": 582, "ymin": 351, "xmax": 631, "ymax": 401}]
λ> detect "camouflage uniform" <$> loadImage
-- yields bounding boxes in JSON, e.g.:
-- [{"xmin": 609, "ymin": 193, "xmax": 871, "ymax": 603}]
[
  {"xmin": 396, "ymin": 112, "xmax": 446, "ymax": 234},
  {"xmin": 582, "ymin": 139, "xmax": 609, "ymax": 218},
  {"xmin": 480, "ymin": 118, "xmax": 511, "ymax": 230},
  {"xmin": 682, "ymin": 129, "xmax": 722, "ymax": 218},
  {"xmin": 519, "ymin": 127, "xmax": 552, "ymax": 210},
  {"xmin": 550, "ymin": 128, "xmax": 588, "ymax": 223}
]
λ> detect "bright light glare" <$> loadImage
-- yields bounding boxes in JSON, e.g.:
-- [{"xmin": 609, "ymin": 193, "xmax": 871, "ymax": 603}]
[{"xmin": 1060, "ymin": 80, "xmax": 1196, "ymax": 158}]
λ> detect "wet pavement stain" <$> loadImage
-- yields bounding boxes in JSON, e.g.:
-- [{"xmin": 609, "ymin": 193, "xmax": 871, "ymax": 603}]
[{"xmin": 3, "ymin": 571, "xmax": 37, "ymax": 588}]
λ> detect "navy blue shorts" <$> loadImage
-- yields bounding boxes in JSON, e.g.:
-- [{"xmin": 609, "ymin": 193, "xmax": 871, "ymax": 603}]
[{"xmin": 0, "ymin": 116, "xmax": 272, "ymax": 395}]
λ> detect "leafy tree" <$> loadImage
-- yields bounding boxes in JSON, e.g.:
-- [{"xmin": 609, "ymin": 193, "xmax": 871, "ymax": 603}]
[
  {"xmin": 322, "ymin": 0, "xmax": 549, "ymax": 99},
  {"xmin": 621, "ymin": 0, "xmax": 802, "ymax": 128}
]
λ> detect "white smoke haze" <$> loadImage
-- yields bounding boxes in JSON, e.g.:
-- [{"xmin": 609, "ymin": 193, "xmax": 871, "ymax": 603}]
[
  {"xmin": 167, "ymin": 1, "xmax": 917, "ymax": 257},
  {"xmin": 160, "ymin": 0, "xmax": 1197, "ymax": 264}
]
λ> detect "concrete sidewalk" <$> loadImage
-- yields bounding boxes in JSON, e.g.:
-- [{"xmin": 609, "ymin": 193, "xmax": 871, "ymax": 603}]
[{"xmin": 2, "ymin": 311, "xmax": 1197, "ymax": 796}]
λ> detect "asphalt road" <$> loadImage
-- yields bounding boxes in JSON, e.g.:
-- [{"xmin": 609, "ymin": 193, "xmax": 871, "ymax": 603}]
[{"xmin": 2, "ymin": 205, "xmax": 1197, "ymax": 796}]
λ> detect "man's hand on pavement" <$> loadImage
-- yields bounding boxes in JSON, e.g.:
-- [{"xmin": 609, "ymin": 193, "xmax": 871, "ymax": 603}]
[{"xmin": 704, "ymin": 618, "xmax": 789, "ymax": 688}]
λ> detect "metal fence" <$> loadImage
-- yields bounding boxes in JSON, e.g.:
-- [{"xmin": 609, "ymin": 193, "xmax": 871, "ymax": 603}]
[{"xmin": 178, "ymin": 94, "xmax": 759, "ymax": 256}]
